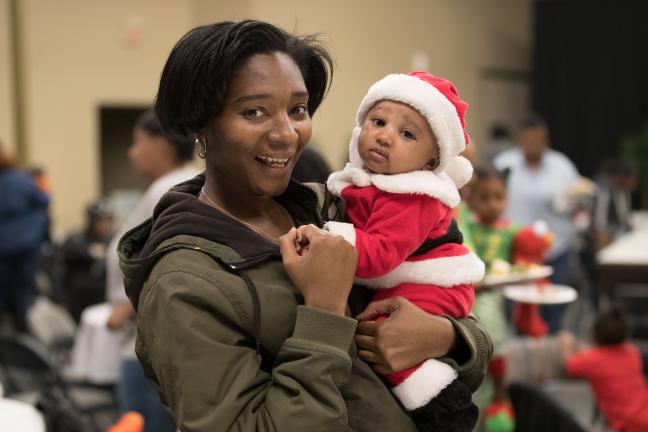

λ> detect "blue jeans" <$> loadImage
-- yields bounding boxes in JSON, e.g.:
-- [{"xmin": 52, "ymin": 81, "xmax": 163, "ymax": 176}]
[
  {"xmin": 540, "ymin": 250, "xmax": 571, "ymax": 334},
  {"xmin": 117, "ymin": 359, "xmax": 176, "ymax": 432}
]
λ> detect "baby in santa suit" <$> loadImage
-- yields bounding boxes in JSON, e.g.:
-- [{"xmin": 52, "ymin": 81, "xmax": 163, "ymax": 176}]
[{"xmin": 325, "ymin": 71, "xmax": 485, "ymax": 429}]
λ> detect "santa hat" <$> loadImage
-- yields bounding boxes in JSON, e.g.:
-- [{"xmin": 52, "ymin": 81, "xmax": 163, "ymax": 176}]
[{"xmin": 349, "ymin": 71, "xmax": 473, "ymax": 188}]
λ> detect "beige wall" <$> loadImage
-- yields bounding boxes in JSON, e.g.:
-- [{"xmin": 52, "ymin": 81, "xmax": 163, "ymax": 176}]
[
  {"xmin": 19, "ymin": 0, "xmax": 193, "ymax": 234},
  {"xmin": 0, "ymin": 0, "xmax": 16, "ymax": 155},
  {"xmin": 11, "ymin": 0, "xmax": 531, "ymax": 234}
]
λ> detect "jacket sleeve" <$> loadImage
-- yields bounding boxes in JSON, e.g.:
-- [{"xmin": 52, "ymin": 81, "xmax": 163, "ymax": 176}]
[
  {"xmin": 441, "ymin": 314, "xmax": 493, "ymax": 393},
  {"xmin": 326, "ymin": 192, "xmax": 446, "ymax": 278},
  {"xmin": 136, "ymin": 264, "xmax": 358, "ymax": 432}
]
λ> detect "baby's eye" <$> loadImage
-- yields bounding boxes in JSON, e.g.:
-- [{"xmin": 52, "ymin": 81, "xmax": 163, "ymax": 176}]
[
  {"xmin": 243, "ymin": 108, "xmax": 265, "ymax": 118},
  {"xmin": 372, "ymin": 118, "xmax": 386, "ymax": 127},
  {"xmin": 402, "ymin": 130, "xmax": 416, "ymax": 140}
]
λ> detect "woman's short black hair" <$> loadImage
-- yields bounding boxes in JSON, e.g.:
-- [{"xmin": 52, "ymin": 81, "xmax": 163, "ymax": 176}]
[
  {"xmin": 593, "ymin": 307, "xmax": 630, "ymax": 346},
  {"xmin": 134, "ymin": 109, "xmax": 194, "ymax": 162},
  {"xmin": 155, "ymin": 20, "xmax": 334, "ymax": 142}
]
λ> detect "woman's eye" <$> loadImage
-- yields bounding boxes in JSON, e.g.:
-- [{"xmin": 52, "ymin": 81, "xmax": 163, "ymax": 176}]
[
  {"xmin": 243, "ymin": 108, "xmax": 264, "ymax": 118},
  {"xmin": 291, "ymin": 105, "xmax": 308, "ymax": 117},
  {"xmin": 372, "ymin": 118, "xmax": 385, "ymax": 127},
  {"xmin": 402, "ymin": 130, "xmax": 416, "ymax": 140}
]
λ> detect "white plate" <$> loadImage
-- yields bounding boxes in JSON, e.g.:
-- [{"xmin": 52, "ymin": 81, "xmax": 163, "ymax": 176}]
[
  {"xmin": 503, "ymin": 283, "xmax": 578, "ymax": 304},
  {"xmin": 481, "ymin": 266, "xmax": 553, "ymax": 287}
]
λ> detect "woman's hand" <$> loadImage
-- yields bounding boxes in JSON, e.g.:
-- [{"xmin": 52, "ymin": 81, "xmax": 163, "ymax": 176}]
[
  {"xmin": 279, "ymin": 225, "xmax": 358, "ymax": 316},
  {"xmin": 354, "ymin": 297, "xmax": 457, "ymax": 374}
]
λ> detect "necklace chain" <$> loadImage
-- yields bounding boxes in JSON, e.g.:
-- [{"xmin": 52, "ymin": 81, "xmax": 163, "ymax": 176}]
[{"xmin": 200, "ymin": 187, "xmax": 293, "ymax": 243}]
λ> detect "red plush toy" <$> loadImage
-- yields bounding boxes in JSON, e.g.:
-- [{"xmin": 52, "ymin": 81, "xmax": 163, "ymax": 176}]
[{"xmin": 511, "ymin": 221, "xmax": 553, "ymax": 338}]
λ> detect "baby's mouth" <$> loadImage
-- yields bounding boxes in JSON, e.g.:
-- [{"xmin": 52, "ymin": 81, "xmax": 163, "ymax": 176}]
[{"xmin": 255, "ymin": 155, "xmax": 291, "ymax": 168}]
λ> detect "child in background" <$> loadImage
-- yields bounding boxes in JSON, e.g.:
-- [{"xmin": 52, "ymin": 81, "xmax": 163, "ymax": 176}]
[
  {"xmin": 559, "ymin": 309, "xmax": 648, "ymax": 432},
  {"xmin": 465, "ymin": 166, "xmax": 553, "ymax": 432},
  {"xmin": 323, "ymin": 72, "xmax": 485, "ymax": 430}
]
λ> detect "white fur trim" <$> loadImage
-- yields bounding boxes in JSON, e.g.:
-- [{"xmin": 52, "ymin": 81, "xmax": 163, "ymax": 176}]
[
  {"xmin": 356, "ymin": 252, "xmax": 485, "ymax": 289},
  {"xmin": 355, "ymin": 74, "xmax": 466, "ymax": 174},
  {"xmin": 348, "ymin": 127, "xmax": 363, "ymax": 168},
  {"xmin": 324, "ymin": 221, "xmax": 356, "ymax": 246},
  {"xmin": 445, "ymin": 156, "xmax": 473, "ymax": 189},
  {"xmin": 393, "ymin": 358, "xmax": 457, "ymax": 410},
  {"xmin": 326, "ymin": 164, "xmax": 462, "ymax": 208}
]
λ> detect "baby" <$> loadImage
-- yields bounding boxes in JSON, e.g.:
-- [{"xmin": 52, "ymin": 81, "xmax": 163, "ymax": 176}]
[{"xmin": 325, "ymin": 72, "xmax": 485, "ymax": 428}]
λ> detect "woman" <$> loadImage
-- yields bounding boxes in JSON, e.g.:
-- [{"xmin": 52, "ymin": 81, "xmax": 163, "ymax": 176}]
[
  {"xmin": 104, "ymin": 109, "xmax": 198, "ymax": 432},
  {"xmin": 118, "ymin": 20, "xmax": 491, "ymax": 431}
]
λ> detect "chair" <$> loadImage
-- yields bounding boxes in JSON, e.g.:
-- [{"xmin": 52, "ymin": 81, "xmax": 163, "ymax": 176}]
[
  {"xmin": 0, "ymin": 334, "xmax": 117, "ymax": 431},
  {"xmin": 508, "ymin": 382, "xmax": 585, "ymax": 432}
]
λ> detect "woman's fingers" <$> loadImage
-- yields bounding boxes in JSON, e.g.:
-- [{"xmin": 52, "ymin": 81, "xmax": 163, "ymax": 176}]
[
  {"xmin": 354, "ymin": 333, "xmax": 377, "ymax": 351},
  {"xmin": 357, "ymin": 349, "xmax": 382, "ymax": 364},
  {"xmin": 356, "ymin": 320, "xmax": 379, "ymax": 336},
  {"xmin": 355, "ymin": 297, "xmax": 403, "ymax": 322},
  {"xmin": 278, "ymin": 228, "xmax": 299, "ymax": 260}
]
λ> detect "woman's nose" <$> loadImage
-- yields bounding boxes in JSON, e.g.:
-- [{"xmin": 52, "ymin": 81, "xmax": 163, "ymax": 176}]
[{"xmin": 268, "ymin": 114, "xmax": 298, "ymax": 145}]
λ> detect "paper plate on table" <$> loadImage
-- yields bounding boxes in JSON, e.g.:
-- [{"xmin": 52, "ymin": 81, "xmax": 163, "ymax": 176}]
[
  {"xmin": 481, "ymin": 266, "xmax": 553, "ymax": 287},
  {"xmin": 503, "ymin": 283, "xmax": 578, "ymax": 304}
]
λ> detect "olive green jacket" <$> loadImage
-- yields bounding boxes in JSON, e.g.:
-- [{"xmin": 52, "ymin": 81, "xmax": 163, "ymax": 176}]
[{"xmin": 118, "ymin": 174, "xmax": 491, "ymax": 431}]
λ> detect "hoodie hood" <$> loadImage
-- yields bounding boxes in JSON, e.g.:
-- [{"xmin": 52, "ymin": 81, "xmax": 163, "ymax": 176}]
[{"xmin": 118, "ymin": 172, "xmax": 324, "ymax": 309}]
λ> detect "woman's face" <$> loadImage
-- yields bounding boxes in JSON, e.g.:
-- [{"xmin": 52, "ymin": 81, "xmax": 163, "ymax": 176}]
[{"xmin": 204, "ymin": 51, "xmax": 312, "ymax": 198}]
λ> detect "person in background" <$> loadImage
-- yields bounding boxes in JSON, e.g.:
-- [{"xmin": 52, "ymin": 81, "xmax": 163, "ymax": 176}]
[
  {"xmin": 464, "ymin": 166, "xmax": 550, "ymax": 431},
  {"xmin": 590, "ymin": 158, "xmax": 638, "ymax": 249},
  {"xmin": 0, "ymin": 143, "xmax": 49, "ymax": 332},
  {"xmin": 60, "ymin": 199, "xmax": 114, "ymax": 322},
  {"xmin": 105, "ymin": 110, "xmax": 198, "ymax": 432},
  {"xmin": 559, "ymin": 308, "xmax": 648, "ymax": 432},
  {"xmin": 494, "ymin": 114, "xmax": 580, "ymax": 333},
  {"xmin": 484, "ymin": 124, "xmax": 515, "ymax": 164}
]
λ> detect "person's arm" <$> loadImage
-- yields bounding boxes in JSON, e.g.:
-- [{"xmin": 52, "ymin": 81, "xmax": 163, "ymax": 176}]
[
  {"xmin": 355, "ymin": 297, "xmax": 492, "ymax": 392},
  {"xmin": 558, "ymin": 331, "xmax": 591, "ymax": 378},
  {"xmin": 137, "ymin": 257, "xmax": 357, "ymax": 431},
  {"xmin": 325, "ymin": 192, "xmax": 445, "ymax": 278}
]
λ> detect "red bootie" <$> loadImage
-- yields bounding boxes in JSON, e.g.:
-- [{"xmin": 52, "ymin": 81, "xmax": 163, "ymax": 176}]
[{"xmin": 513, "ymin": 302, "xmax": 548, "ymax": 337}]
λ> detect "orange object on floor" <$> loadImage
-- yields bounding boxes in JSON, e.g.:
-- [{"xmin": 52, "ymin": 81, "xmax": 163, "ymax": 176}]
[{"xmin": 107, "ymin": 412, "xmax": 144, "ymax": 432}]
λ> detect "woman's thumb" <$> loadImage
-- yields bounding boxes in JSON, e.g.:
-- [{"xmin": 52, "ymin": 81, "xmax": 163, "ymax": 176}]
[{"xmin": 355, "ymin": 297, "xmax": 402, "ymax": 322}]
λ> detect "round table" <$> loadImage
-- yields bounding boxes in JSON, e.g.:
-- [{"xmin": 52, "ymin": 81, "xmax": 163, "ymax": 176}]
[{"xmin": 503, "ymin": 283, "xmax": 578, "ymax": 305}]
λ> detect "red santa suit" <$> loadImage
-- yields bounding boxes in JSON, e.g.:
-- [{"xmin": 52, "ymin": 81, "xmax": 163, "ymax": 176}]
[
  {"xmin": 327, "ymin": 164, "xmax": 484, "ymax": 410},
  {"xmin": 325, "ymin": 72, "xmax": 485, "ymax": 412},
  {"xmin": 326, "ymin": 72, "xmax": 484, "ymax": 412}
]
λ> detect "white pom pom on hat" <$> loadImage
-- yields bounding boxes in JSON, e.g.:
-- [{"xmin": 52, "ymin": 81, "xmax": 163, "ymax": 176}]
[{"xmin": 349, "ymin": 71, "xmax": 473, "ymax": 188}]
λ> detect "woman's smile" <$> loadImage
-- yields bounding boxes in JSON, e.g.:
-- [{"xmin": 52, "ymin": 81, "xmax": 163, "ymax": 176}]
[{"xmin": 255, "ymin": 154, "xmax": 293, "ymax": 169}]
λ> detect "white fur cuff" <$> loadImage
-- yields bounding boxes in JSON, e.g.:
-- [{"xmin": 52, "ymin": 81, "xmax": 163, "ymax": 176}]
[
  {"xmin": 393, "ymin": 358, "xmax": 457, "ymax": 410},
  {"xmin": 324, "ymin": 221, "xmax": 356, "ymax": 246}
]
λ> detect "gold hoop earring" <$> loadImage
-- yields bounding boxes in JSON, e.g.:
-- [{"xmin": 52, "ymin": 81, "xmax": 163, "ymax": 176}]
[{"xmin": 195, "ymin": 136, "xmax": 206, "ymax": 158}]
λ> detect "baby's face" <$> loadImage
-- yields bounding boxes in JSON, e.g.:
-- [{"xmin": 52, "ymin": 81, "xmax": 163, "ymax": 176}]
[{"xmin": 357, "ymin": 100, "xmax": 439, "ymax": 175}]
